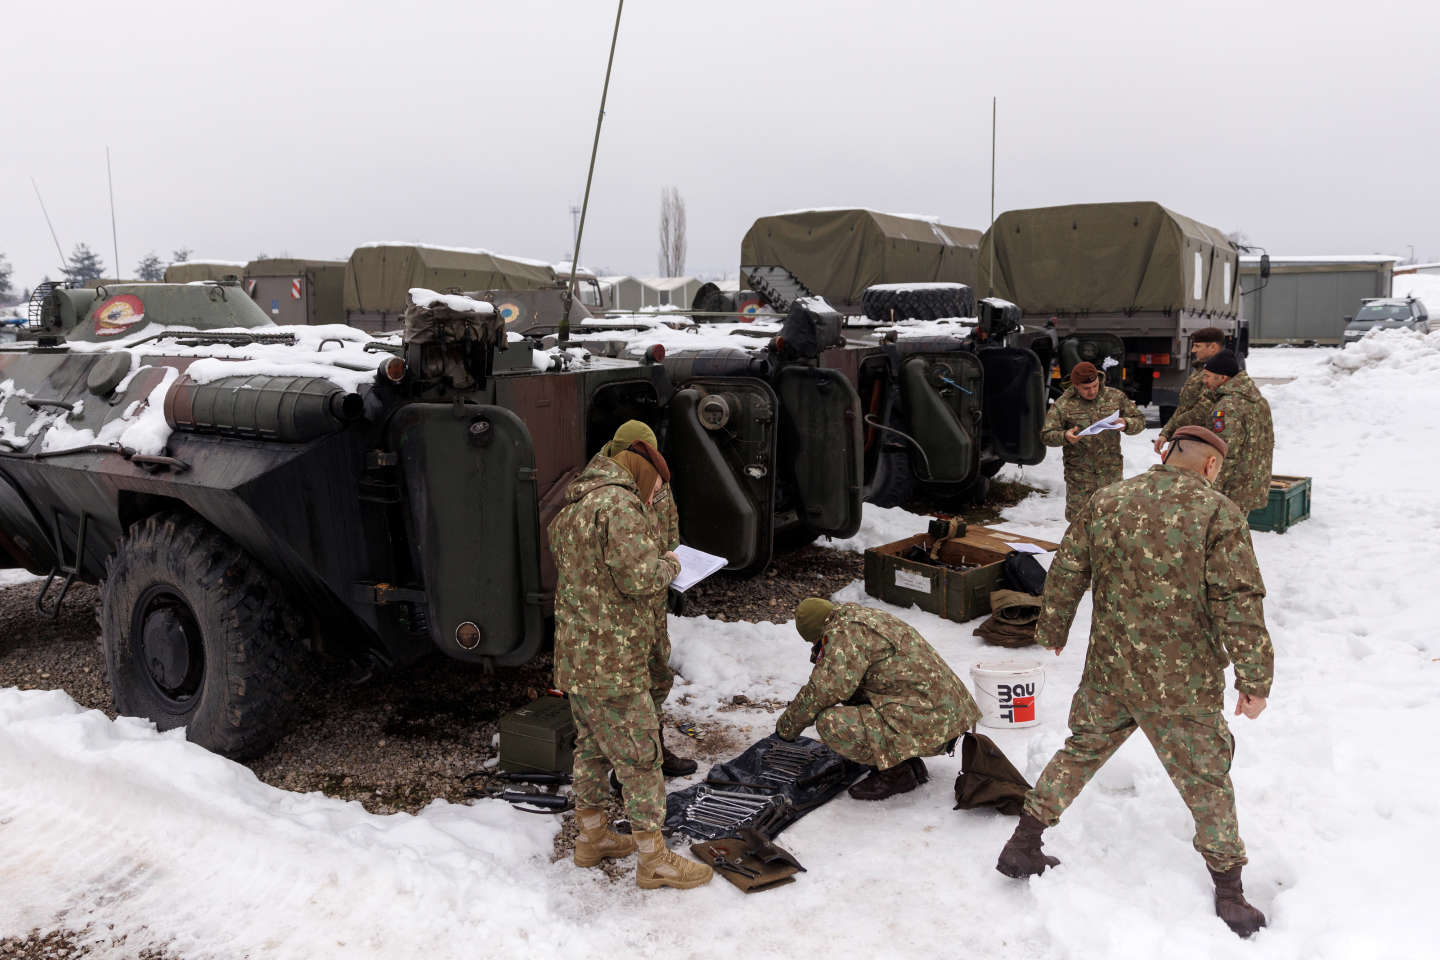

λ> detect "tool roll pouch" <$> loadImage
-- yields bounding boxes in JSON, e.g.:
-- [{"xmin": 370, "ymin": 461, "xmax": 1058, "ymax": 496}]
[{"xmin": 689, "ymin": 838, "xmax": 800, "ymax": 894}]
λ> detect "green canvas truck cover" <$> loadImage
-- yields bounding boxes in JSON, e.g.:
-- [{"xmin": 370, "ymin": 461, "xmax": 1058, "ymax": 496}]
[
  {"xmin": 163, "ymin": 260, "xmax": 248, "ymax": 284},
  {"xmin": 343, "ymin": 244, "xmax": 558, "ymax": 314},
  {"xmin": 741, "ymin": 209, "xmax": 981, "ymax": 303},
  {"xmin": 976, "ymin": 201, "xmax": 1239, "ymax": 318}
]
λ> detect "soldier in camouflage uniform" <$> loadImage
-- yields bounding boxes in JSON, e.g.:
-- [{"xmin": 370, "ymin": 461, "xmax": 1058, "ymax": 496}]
[
  {"xmin": 601, "ymin": 421, "xmax": 696, "ymax": 777},
  {"xmin": 995, "ymin": 425, "xmax": 1273, "ymax": 938},
  {"xmin": 1198, "ymin": 350, "xmax": 1275, "ymax": 513},
  {"xmin": 1154, "ymin": 327, "xmax": 1226, "ymax": 453},
  {"xmin": 548, "ymin": 428, "xmax": 712, "ymax": 889},
  {"xmin": 1041, "ymin": 361, "xmax": 1146, "ymax": 522},
  {"xmin": 778, "ymin": 599, "xmax": 980, "ymax": 801}
]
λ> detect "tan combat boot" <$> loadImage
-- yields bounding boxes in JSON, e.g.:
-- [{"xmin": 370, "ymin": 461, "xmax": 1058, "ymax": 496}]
[
  {"xmin": 634, "ymin": 830, "xmax": 713, "ymax": 890},
  {"xmin": 572, "ymin": 807, "xmax": 637, "ymax": 868}
]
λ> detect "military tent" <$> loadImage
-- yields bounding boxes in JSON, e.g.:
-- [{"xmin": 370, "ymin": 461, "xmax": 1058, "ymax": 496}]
[
  {"xmin": 163, "ymin": 260, "xmax": 247, "ymax": 284},
  {"xmin": 740, "ymin": 209, "xmax": 981, "ymax": 308},
  {"xmin": 343, "ymin": 244, "xmax": 558, "ymax": 314},
  {"xmin": 977, "ymin": 202, "xmax": 1239, "ymax": 318}
]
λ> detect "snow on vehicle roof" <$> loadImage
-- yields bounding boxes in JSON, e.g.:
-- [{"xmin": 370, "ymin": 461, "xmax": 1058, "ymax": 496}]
[
  {"xmin": 770, "ymin": 207, "xmax": 942, "ymax": 222},
  {"xmin": 409, "ymin": 288, "xmax": 496, "ymax": 315},
  {"xmin": 867, "ymin": 282, "xmax": 969, "ymax": 292}
]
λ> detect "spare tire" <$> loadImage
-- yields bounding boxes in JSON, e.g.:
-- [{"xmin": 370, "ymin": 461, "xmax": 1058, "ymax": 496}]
[{"xmin": 863, "ymin": 284, "xmax": 974, "ymax": 324}]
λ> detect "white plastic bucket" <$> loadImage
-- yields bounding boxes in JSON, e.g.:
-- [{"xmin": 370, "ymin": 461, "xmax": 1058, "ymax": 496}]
[{"xmin": 971, "ymin": 659, "xmax": 1047, "ymax": 729}]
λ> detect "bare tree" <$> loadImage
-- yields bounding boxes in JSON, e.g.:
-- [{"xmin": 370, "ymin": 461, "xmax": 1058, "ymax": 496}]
[
  {"xmin": 657, "ymin": 186, "xmax": 687, "ymax": 278},
  {"xmin": 170, "ymin": 247, "xmax": 192, "ymax": 264},
  {"xmin": 135, "ymin": 252, "xmax": 165, "ymax": 282}
]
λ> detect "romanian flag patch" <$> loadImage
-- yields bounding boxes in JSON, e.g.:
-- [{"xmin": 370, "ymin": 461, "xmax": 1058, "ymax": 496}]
[{"xmin": 1212, "ymin": 410, "xmax": 1226, "ymax": 433}]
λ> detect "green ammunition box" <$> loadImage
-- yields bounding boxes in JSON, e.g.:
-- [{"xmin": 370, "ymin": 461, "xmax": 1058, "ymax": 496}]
[
  {"xmin": 1247, "ymin": 475, "xmax": 1311, "ymax": 534},
  {"xmin": 498, "ymin": 696, "xmax": 576, "ymax": 773}
]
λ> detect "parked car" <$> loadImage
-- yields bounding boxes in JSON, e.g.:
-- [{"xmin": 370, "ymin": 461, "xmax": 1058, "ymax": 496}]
[{"xmin": 1343, "ymin": 297, "xmax": 1430, "ymax": 344}]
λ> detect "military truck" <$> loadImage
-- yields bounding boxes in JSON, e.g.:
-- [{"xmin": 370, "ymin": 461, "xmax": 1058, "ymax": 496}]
[
  {"xmin": 733, "ymin": 208, "xmax": 981, "ymax": 319},
  {"xmin": 244, "ymin": 257, "xmax": 347, "ymax": 326},
  {"xmin": 977, "ymin": 201, "xmax": 1243, "ymax": 417},
  {"xmin": 342, "ymin": 243, "xmax": 563, "ymax": 333},
  {"xmin": 162, "ymin": 260, "xmax": 248, "ymax": 284},
  {"xmin": 0, "ymin": 279, "xmax": 801, "ymax": 759}
]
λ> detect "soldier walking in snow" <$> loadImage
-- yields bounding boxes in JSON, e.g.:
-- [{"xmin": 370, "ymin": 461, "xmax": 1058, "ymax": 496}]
[
  {"xmin": 1041, "ymin": 361, "xmax": 1146, "ymax": 522},
  {"xmin": 1153, "ymin": 327, "xmax": 1227, "ymax": 452},
  {"xmin": 600, "ymin": 420, "xmax": 697, "ymax": 777},
  {"xmin": 548, "ymin": 425, "xmax": 712, "ymax": 890},
  {"xmin": 777, "ymin": 599, "xmax": 980, "ymax": 801},
  {"xmin": 995, "ymin": 426, "xmax": 1273, "ymax": 938},
  {"xmin": 1192, "ymin": 349, "xmax": 1275, "ymax": 513}
]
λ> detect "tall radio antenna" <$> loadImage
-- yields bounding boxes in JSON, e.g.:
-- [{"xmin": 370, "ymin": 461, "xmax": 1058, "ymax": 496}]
[
  {"xmin": 988, "ymin": 96, "xmax": 997, "ymax": 298},
  {"xmin": 561, "ymin": 0, "xmax": 624, "ymax": 343},
  {"xmin": 107, "ymin": 147, "xmax": 121, "ymax": 282},
  {"xmin": 31, "ymin": 177, "xmax": 67, "ymax": 270}
]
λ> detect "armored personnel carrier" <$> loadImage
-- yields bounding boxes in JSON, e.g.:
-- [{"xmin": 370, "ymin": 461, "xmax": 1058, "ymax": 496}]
[{"xmin": 0, "ymin": 279, "xmax": 795, "ymax": 759}]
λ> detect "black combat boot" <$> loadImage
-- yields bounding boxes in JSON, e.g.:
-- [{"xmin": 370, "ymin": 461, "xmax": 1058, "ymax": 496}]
[
  {"xmin": 847, "ymin": 758, "xmax": 924, "ymax": 801},
  {"xmin": 660, "ymin": 730, "xmax": 697, "ymax": 777},
  {"xmin": 995, "ymin": 813, "xmax": 1061, "ymax": 878},
  {"xmin": 1209, "ymin": 866, "xmax": 1267, "ymax": 938}
]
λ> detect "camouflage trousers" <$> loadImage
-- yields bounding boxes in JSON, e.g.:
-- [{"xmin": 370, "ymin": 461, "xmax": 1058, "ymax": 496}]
[
  {"xmin": 1063, "ymin": 470, "xmax": 1120, "ymax": 523},
  {"xmin": 648, "ymin": 615, "xmax": 674, "ymax": 717},
  {"xmin": 814, "ymin": 704, "xmax": 955, "ymax": 772},
  {"xmin": 1024, "ymin": 685, "xmax": 1247, "ymax": 872},
  {"xmin": 569, "ymin": 692, "xmax": 665, "ymax": 831}
]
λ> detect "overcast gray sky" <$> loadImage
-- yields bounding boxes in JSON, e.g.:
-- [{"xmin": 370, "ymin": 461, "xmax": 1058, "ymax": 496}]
[{"xmin": 4, "ymin": 0, "xmax": 1439, "ymax": 289}]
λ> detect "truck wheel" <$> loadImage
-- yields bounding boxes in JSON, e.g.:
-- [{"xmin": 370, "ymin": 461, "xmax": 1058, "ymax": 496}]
[
  {"xmin": 100, "ymin": 512, "xmax": 313, "ymax": 760},
  {"xmin": 862, "ymin": 285, "xmax": 973, "ymax": 324},
  {"xmin": 866, "ymin": 447, "xmax": 915, "ymax": 508}
]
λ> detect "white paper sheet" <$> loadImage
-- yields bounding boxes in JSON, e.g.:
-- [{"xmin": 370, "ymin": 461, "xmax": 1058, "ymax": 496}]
[
  {"xmin": 670, "ymin": 544, "xmax": 728, "ymax": 592},
  {"xmin": 1077, "ymin": 412, "xmax": 1125, "ymax": 437},
  {"xmin": 1004, "ymin": 541, "xmax": 1049, "ymax": 554}
]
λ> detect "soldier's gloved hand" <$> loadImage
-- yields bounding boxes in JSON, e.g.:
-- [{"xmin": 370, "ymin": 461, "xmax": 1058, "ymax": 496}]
[{"xmin": 774, "ymin": 722, "xmax": 797, "ymax": 743}]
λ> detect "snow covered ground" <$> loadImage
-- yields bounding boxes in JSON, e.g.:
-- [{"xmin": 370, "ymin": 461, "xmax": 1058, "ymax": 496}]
[{"xmin": 3, "ymin": 340, "xmax": 1438, "ymax": 958}]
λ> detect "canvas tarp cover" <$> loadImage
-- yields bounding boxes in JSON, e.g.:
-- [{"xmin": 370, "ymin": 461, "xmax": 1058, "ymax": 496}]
[
  {"xmin": 741, "ymin": 209, "xmax": 981, "ymax": 304},
  {"xmin": 344, "ymin": 244, "xmax": 558, "ymax": 313},
  {"xmin": 163, "ymin": 261, "xmax": 246, "ymax": 284},
  {"xmin": 976, "ymin": 201, "xmax": 1239, "ymax": 318}
]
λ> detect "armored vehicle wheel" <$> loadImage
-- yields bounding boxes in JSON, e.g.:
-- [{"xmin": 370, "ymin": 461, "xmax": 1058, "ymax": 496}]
[
  {"xmin": 862, "ymin": 285, "xmax": 974, "ymax": 324},
  {"xmin": 866, "ymin": 447, "xmax": 915, "ymax": 508},
  {"xmin": 100, "ymin": 512, "xmax": 313, "ymax": 760}
]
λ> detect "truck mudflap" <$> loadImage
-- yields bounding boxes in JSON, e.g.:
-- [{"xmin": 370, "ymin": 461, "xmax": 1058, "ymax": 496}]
[
  {"xmin": 666, "ymin": 378, "xmax": 777, "ymax": 576},
  {"xmin": 978, "ymin": 346, "xmax": 1047, "ymax": 466},
  {"xmin": 897, "ymin": 351, "xmax": 983, "ymax": 487},
  {"xmin": 775, "ymin": 366, "xmax": 863, "ymax": 539},
  {"xmin": 390, "ymin": 403, "xmax": 544, "ymax": 666}
]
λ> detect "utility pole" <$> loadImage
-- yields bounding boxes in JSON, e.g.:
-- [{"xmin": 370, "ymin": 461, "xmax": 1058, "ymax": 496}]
[{"xmin": 570, "ymin": 204, "xmax": 582, "ymax": 261}]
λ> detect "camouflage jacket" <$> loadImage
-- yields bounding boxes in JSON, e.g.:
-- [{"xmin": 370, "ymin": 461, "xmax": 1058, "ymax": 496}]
[
  {"xmin": 1036, "ymin": 464, "xmax": 1274, "ymax": 711},
  {"xmin": 548, "ymin": 454, "xmax": 681, "ymax": 697},
  {"xmin": 1207, "ymin": 371, "xmax": 1275, "ymax": 512},
  {"xmin": 777, "ymin": 604, "xmax": 979, "ymax": 768},
  {"xmin": 1041, "ymin": 385, "xmax": 1146, "ymax": 487},
  {"xmin": 645, "ymin": 483, "xmax": 680, "ymax": 637},
  {"xmin": 1161, "ymin": 369, "xmax": 1215, "ymax": 439}
]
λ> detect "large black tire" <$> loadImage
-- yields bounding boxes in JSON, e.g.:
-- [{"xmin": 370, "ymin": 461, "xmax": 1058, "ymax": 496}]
[
  {"xmin": 1158, "ymin": 405, "xmax": 1178, "ymax": 428},
  {"xmin": 100, "ymin": 512, "xmax": 313, "ymax": 760},
  {"xmin": 866, "ymin": 447, "xmax": 915, "ymax": 508},
  {"xmin": 862, "ymin": 284, "xmax": 974, "ymax": 324}
]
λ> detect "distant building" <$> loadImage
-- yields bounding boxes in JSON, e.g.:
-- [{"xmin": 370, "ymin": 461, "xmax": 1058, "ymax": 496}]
[
  {"xmin": 1392, "ymin": 261, "xmax": 1440, "ymax": 277},
  {"xmin": 637, "ymin": 276, "xmax": 702, "ymax": 310},
  {"xmin": 1239, "ymin": 255, "xmax": 1399, "ymax": 345}
]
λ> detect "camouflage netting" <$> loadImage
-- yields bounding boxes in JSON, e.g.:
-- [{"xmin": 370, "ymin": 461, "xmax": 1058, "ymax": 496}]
[
  {"xmin": 977, "ymin": 201, "xmax": 1239, "ymax": 318},
  {"xmin": 740, "ymin": 209, "xmax": 981, "ymax": 305},
  {"xmin": 344, "ymin": 244, "xmax": 557, "ymax": 314}
]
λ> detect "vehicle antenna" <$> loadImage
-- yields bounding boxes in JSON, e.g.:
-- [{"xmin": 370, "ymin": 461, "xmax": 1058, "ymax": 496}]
[
  {"xmin": 988, "ymin": 96, "xmax": 996, "ymax": 298},
  {"xmin": 561, "ymin": 0, "xmax": 624, "ymax": 344},
  {"xmin": 31, "ymin": 177, "xmax": 67, "ymax": 271},
  {"xmin": 107, "ymin": 147, "xmax": 121, "ymax": 283}
]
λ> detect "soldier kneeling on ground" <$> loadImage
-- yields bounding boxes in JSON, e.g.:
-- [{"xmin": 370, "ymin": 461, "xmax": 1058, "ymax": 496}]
[{"xmin": 776, "ymin": 599, "xmax": 980, "ymax": 801}]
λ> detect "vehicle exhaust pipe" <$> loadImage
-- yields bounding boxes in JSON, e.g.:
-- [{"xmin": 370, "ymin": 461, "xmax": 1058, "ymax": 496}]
[{"xmin": 165, "ymin": 375, "xmax": 363, "ymax": 443}]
